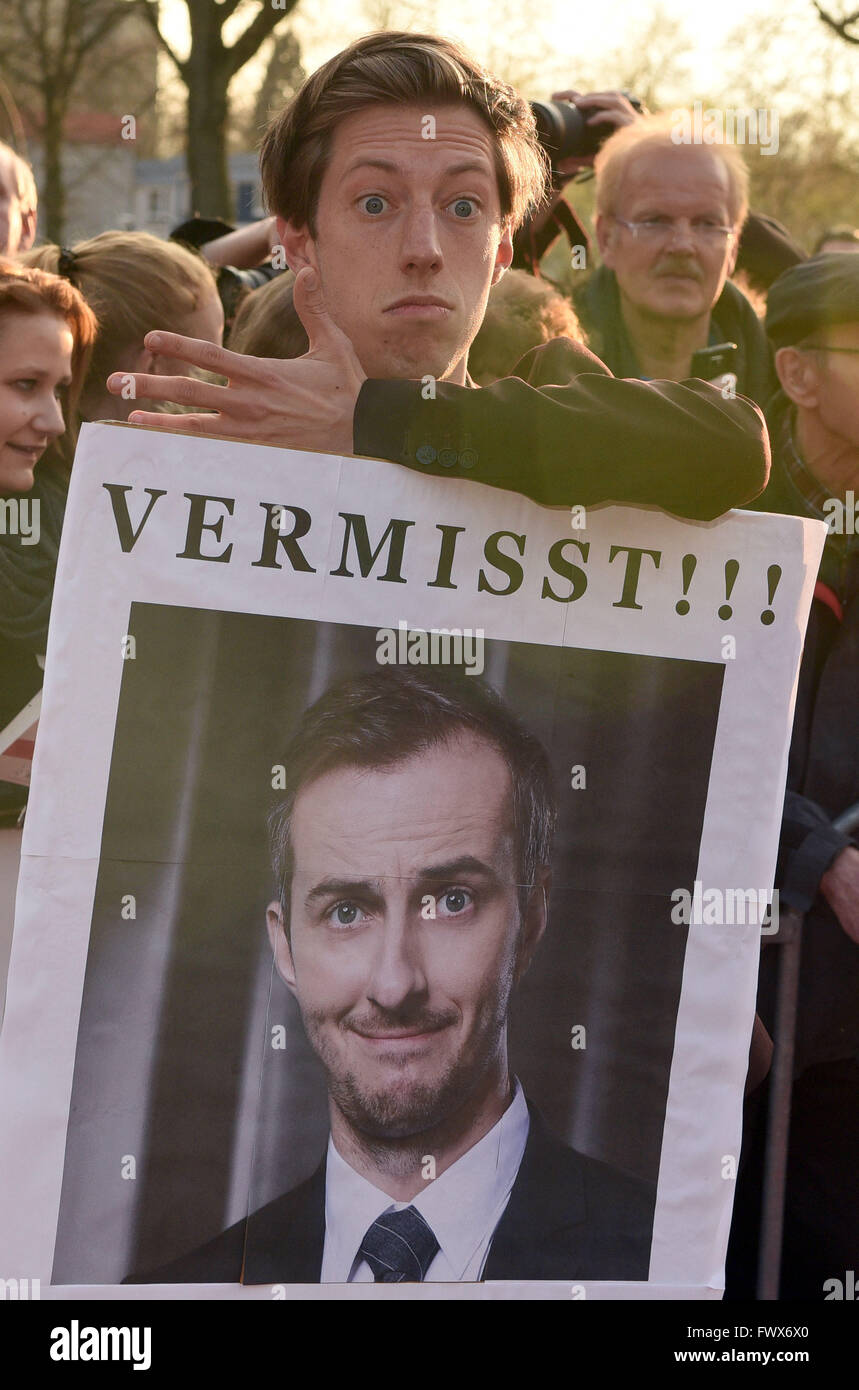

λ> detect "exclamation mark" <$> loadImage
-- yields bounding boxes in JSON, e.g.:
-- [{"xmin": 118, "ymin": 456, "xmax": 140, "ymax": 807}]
[
  {"xmin": 719, "ymin": 559, "xmax": 739, "ymax": 620},
  {"xmin": 761, "ymin": 564, "xmax": 781, "ymax": 625},
  {"xmin": 675, "ymin": 554, "xmax": 697, "ymax": 614}
]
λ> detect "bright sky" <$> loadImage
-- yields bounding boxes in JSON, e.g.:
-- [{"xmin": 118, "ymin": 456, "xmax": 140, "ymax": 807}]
[
  {"xmin": 285, "ymin": 0, "xmax": 851, "ymax": 99},
  {"xmin": 162, "ymin": 0, "xmax": 856, "ymax": 112}
]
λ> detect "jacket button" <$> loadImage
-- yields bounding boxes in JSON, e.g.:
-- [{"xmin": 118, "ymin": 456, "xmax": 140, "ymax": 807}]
[
  {"xmin": 459, "ymin": 449, "xmax": 477, "ymax": 469},
  {"xmin": 416, "ymin": 444, "xmax": 437, "ymax": 465},
  {"xmin": 438, "ymin": 448, "xmax": 458, "ymax": 467}
]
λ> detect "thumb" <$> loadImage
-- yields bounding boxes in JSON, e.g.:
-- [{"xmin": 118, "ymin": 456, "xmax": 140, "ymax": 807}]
[{"xmin": 292, "ymin": 265, "xmax": 345, "ymax": 356}]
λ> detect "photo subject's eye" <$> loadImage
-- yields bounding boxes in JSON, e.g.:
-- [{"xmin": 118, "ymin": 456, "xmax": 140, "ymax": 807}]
[
  {"xmin": 449, "ymin": 198, "xmax": 478, "ymax": 219},
  {"xmin": 435, "ymin": 887, "xmax": 473, "ymax": 917},
  {"xmin": 360, "ymin": 195, "xmax": 387, "ymax": 215},
  {"xmin": 328, "ymin": 900, "xmax": 365, "ymax": 927}
]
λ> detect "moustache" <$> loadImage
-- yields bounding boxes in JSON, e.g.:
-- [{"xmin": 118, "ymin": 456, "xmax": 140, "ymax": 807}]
[
  {"xmin": 345, "ymin": 1007, "xmax": 458, "ymax": 1036},
  {"xmin": 655, "ymin": 261, "xmax": 704, "ymax": 281}
]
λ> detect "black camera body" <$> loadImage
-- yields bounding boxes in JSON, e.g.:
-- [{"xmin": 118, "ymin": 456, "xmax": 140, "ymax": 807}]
[{"xmin": 530, "ymin": 94, "xmax": 643, "ymax": 165}]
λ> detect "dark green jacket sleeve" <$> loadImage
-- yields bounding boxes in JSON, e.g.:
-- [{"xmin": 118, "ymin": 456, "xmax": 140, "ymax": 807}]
[{"xmin": 353, "ymin": 336, "xmax": 770, "ymax": 521}]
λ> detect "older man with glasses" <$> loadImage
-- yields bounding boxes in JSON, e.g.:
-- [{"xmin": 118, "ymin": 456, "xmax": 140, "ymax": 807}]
[{"xmin": 572, "ymin": 112, "xmax": 777, "ymax": 407}]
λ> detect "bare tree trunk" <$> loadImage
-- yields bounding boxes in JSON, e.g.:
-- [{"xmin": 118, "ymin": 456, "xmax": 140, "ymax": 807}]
[
  {"xmin": 185, "ymin": 67, "xmax": 232, "ymax": 219},
  {"xmin": 42, "ymin": 90, "xmax": 67, "ymax": 243}
]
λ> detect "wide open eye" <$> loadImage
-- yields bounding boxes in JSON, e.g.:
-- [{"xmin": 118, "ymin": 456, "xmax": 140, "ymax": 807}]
[
  {"xmin": 327, "ymin": 900, "xmax": 368, "ymax": 928},
  {"xmin": 435, "ymin": 887, "xmax": 473, "ymax": 918},
  {"xmin": 359, "ymin": 195, "xmax": 388, "ymax": 216}
]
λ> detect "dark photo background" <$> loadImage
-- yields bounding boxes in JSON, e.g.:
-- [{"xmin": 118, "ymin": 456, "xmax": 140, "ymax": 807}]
[{"xmin": 51, "ymin": 602, "xmax": 723, "ymax": 1283}]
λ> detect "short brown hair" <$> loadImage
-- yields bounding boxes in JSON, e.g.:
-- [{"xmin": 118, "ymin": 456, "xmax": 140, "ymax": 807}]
[
  {"xmin": 260, "ymin": 30, "xmax": 549, "ymax": 238},
  {"xmin": 269, "ymin": 667, "xmax": 556, "ymax": 935}
]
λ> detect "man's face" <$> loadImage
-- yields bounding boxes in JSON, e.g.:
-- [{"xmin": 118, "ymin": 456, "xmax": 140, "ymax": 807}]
[
  {"xmin": 597, "ymin": 146, "xmax": 739, "ymax": 324},
  {"xmin": 268, "ymin": 732, "xmax": 546, "ymax": 1141},
  {"xmin": 277, "ymin": 103, "xmax": 514, "ymax": 382},
  {"xmin": 799, "ymin": 321, "xmax": 859, "ymax": 450}
]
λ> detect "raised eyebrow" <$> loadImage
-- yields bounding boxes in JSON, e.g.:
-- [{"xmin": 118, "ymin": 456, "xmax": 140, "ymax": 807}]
[
  {"xmin": 342, "ymin": 158, "xmax": 493, "ymax": 183},
  {"xmin": 303, "ymin": 877, "xmax": 382, "ymax": 909},
  {"xmin": 417, "ymin": 856, "xmax": 502, "ymax": 884}
]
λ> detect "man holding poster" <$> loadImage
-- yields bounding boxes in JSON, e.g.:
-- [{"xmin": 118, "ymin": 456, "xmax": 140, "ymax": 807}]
[
  {"xmin": 107, "ymin": 30, "xmax": 768, "ymax": 522},
  {"xmin": 134, "ymin": 668, "xmax": 654, "ymax": 1284},
  {"xmin": 0, "ymin": 28, "xmax": 824, "ymax": 1308}
]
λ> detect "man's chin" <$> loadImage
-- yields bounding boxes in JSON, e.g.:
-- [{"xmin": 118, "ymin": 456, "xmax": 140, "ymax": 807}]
[
  {"xmin": 330, "ymin": 1071, "xmax": 463, "ymax": 1142},
  {"xmin": 359, "ymin": 339, "xmax": 464, "ymax": 383},
  {"xmin": 646, "ymin": 286, "xmax": 710, "ymax": 318}
]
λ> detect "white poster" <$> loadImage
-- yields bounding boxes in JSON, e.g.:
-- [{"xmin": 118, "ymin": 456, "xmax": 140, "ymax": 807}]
[{"xmin": 0, "ymin": 422, "xmax": 825, "ymax": 1299}]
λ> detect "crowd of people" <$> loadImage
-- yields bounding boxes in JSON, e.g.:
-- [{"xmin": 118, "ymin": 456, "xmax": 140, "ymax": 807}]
[{"xmin": 0, "ymin": 28, "xmax": 857, "ymax": 1299}]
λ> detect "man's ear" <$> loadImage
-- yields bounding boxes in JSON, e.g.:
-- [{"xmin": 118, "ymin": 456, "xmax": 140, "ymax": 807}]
[
  {"xmin": 514, "ymin": 868, "xmax": 550, "ymax": 984},
  {"xmin": 595, "ymin": 213, "xmax": 615, "ymax": 266},
  {"xmin": 20, "ymin": 208, "xmax": 36, "ymax": 253},
  {"xmin": 490, "ymin": 225, "xmax": 514, "ymax": 287},
  {"xmin": 266, "ymin": 899, "xmax": 298, "ymax": 996},
  {"xmin": 276, "ymin": 217, "xmax": 318, "ymax": 275},
  {"xmin": 775, "ymin": 345, "xmax": 820, "ymax": 409}
]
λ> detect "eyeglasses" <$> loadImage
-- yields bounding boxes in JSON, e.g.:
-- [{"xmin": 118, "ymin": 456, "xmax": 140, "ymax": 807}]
[{"xmin": 613, "ymin": 216, "xmax": 737, "ymax": 246}]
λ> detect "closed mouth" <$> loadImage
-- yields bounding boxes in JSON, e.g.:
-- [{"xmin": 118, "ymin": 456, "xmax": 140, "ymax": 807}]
[
  {"xmin": 6, "ymin": 443, "xmax": 44, "ymax": 456},
  {"xmin": 384, "ymin": 298, "xmax": 453, "ymax": 312}
]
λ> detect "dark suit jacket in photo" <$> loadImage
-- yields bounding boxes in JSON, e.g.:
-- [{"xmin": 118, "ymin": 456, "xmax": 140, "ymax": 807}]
[{"xmin": 128, "ymin": 1103, "xmax": 656, "ymax": 1285}]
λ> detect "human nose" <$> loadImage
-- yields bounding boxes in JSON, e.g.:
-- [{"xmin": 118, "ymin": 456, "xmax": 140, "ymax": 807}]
[
  {"xmin": 398, "ymin": 203, "xmax": 443, "ymax": 274},
  {"xmin": 662, "ymin": 218, "xmax": 697, "ymax": 252},
  {"xmin": 365, "ymin": 910, "xmax": 428, "ymax": 1012},
  {"xmin": 34, "ymin": 388, "xmax": 65, "ymax": 438}
]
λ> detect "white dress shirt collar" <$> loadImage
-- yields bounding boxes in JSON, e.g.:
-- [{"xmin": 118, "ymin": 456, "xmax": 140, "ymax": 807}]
[{"xmin": 321, "ymin": 1079, "xmax": 530, "ymax": 1282}]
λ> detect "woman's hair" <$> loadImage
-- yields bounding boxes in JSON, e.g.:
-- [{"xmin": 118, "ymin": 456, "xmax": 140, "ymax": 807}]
[
  {"xmin": 260, "ymin": 30, "xmax": 549, "ymax": 237},
  {"xmin": 0, "ymin": 257, "xmax": 97, "ymax": 408},
  {"xmin": 229, "ymin": 272, "xmax": 309, "ymax": 360},
  {"xmin": 468, "ymin": 270, "xmax": 585, "ymax": 384},
  {"xmin": 23, "ymin": 232, "xmax": 218, "ymax": 401}
]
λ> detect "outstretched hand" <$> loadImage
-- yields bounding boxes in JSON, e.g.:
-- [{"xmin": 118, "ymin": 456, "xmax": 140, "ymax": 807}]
[{"xmin": 106, "ymin": 266, "xmax": 367, "ymax": 456}]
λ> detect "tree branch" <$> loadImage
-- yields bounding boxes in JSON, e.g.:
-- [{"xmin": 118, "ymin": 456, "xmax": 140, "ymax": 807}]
[
  {"xmin": 134, "ymin": 0, "xmax": 187, "ymax": 74},
  {"xmin": 65, "ymin": 4, "xmax": 130, "ymax": 89},
  {"xmin": 224, "ymin": 1, "xmax": 295, "ymax": 79},
  {"xmin": 814, "ymin": 2, "xmax": 859, "ymax": 43}
]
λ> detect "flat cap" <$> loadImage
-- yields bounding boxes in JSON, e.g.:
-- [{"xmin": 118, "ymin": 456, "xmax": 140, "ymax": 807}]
[{"xmin": 766, "ymin": 251, "xmax": 859, "ymax": 348}]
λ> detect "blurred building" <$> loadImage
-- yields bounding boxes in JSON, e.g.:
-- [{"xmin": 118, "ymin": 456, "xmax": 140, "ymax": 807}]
[{"xmin": 133, "ymin": 153, "xmax": 264, "ymax": 239}]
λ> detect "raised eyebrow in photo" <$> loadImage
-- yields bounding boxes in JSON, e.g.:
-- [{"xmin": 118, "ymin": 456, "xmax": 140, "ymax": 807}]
[
  {"xmin": 416, "ymin": 855, "xmax": 503, "ymax": 886},
  {"xmin": 303, "ymin": 876, "xmax": 383, "ymax": 909}
]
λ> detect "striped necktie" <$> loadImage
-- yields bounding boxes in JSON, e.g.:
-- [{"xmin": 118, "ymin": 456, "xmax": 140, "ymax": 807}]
[{"xmin": 358, "ymin": 1205, "xmax": 440, "ymax": 1282}]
